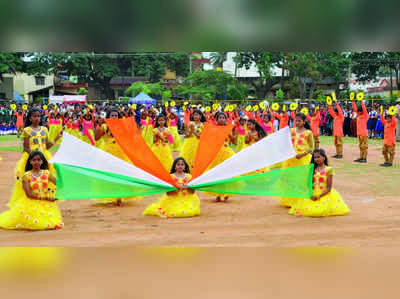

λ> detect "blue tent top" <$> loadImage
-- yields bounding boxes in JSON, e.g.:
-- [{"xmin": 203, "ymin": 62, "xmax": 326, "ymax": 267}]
[
  {"xmin": 14, "ymin": 91, "xmax": 25, "ymax": 104},
  {"xmin": 129, "ymin": 92, "xmax": 156, "ymax": 105}
]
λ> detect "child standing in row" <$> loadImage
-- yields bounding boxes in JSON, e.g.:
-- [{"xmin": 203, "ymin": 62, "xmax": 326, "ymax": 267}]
[
  {"xmin": 279, "ymin": 113, "xmax": 314, "ymax": 208},
  {"xmin": 151, "ymin": 114, "xmax": 174, "ymax": 172},
  {"xmin": 380, "ymin": 113, "xmax": 397, "ymax": 167},
  {"xmin": 352, "ymin": 101, "xmax": 369, "ymax": 163},
  {"xmin": 328, "ymin": 102, "xmax": 344, "ymax": 159}
]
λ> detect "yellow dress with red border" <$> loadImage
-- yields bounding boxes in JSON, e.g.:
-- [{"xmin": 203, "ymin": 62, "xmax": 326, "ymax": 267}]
[
  {"xmin": 151, "ymin": 127, "xmax": 174, "ymax": 173},
  {"xmin": 168, "ymin": 119, "xmax": 182, "ymax": 152},
  {"xmin": 143, "ymin": 173, "xmax": 200, "ymax": 218},
  {"xmin": 279, "ymin": 128, "xmax": 314, "ymax": 207},
  {"xmin": 235, "ymin": 125, "xmax": 247, "ymax": 152},
  {"xmin": 0, "ymin": 170, "xmax": 63, "ymax": 230},
  {"xmin": 289, "ymin": 167, "xmax": 350, "ymax": 217},
  {"xmin": 141, "ymin": 117, "xmax": 154, "ymax": 148},
  {"xmin": 179, "ymin": 122, "xmax": 203, "ymax": 171},
  {"xmin": 204, "ymin": 135, "xmax": 235, "ymax": 198},
  {"xmin": 48, "ymin": 119, "xmax": 63, "ymax": 145},
  {"xmin": 12, "ymin": 127, "xmax": 56, "ymax": 208}
]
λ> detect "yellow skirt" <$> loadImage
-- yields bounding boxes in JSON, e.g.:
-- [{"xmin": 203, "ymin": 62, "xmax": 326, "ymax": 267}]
[
  {"xmin": 92, "ymin": 139, "xmax": 141, "ymax": 204},
  {"xmin": 143, "ymin": 191, "xmax": 200, "ymax": 218},
  {"xmin": 12, "ymin": 151, "xmax": 56, "ymax": 208},
  {"xmin": 289, "ymin": 189, "xmax": 350, "ymax": 217},
  {"xmin": 204, "ymin": 145, "xmax": 235, "ymax": 198},
  {"xmin": 236, "ymin": 135, "xmax": 246, "ymax": 152},
  {"xmin": 48, "ymin": 124, "xmax": 63, "ymax": 145},
  {"xmin": 141, "ymin": 125, "xmax": 154, "ymax": 148},
  {"xmin": 179, "ymin": 136, "xmax": 200, "ymax": 171},
  {"xmin": 64, "ymin": 127, "xmax": 73, "ymax": 136},
  {"xmin": 151, "ymin": 143, "xmax": 174, "ymax": 173},
  {"xmin": 81, "ymin": 129, "xmax": 95, "ymax": 146},
  {"xmin": 70, "ymin": 129, "xmax": 81, "ymax": 139},
  {"xmin": 278, "ymin": 153, "xmax": 312, "ymax": 208},
  {"xmin": 0, "ymin": 182, "xmax": 63, "ymax": 230},
  {"xmin": 169, "ymin": 126, "xmax": 182, "ymax": 152}
]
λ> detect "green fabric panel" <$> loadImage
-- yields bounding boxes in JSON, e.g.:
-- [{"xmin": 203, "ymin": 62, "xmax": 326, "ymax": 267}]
[
  {"xmin": 191, "ymin": 165, "xmax": 314, "ymax": 198},
  {"xmin": 54, "ymin": 163, "xmax": 177, "ymax": 200}
]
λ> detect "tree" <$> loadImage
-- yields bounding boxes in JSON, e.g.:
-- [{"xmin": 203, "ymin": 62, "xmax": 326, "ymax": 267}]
[
  {"xmin": 209, "ymin": 52, "xmax": 227, "ymax": 68},
  {"xmin": 173, "ymin": 70, "xmax": 246, "ymax": 100},
  {"xmin": 125, "ymin": 81, "xmax": 165, "ymax": 98},
  {"xmin": 0, "ymin": 53, "xmax": 24, "ymax": 80},
  {"xmin": 235, "ymin": 52, "xmax": 284, "ymax": 99},
  {"xmin": 130, "ymin": 53, "xmax": 190, "ymax": 81},
  {"xmin": 350, "ymin": 52, "xmax": 384, "ymax": 82}
]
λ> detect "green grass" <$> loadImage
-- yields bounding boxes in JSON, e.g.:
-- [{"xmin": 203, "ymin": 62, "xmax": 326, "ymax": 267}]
[
  {"xmin": 0, "ymin": 135, "xmax": 20, "ymax": 143},
  {"xmin": 0, "ymin": 145, "xmax": 23, "ymax": 152},
  {"xmin": 319, "ymin": 136, "xmax": 400, "ymax": 146}
]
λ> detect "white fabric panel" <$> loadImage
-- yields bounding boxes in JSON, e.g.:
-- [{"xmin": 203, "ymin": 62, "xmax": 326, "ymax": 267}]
[
  {"xmin": 51, "ymin": 133, "xmax": 172, "ymax": 187},
  {"xmin": 189, "ymin": 127, "xmax": 296, "ymax": 186}
]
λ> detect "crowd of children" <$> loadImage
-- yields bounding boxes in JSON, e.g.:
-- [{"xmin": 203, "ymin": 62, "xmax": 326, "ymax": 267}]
[{"xmin": 0, "ymin": 98, "xmax": 398, "ymax": 231}]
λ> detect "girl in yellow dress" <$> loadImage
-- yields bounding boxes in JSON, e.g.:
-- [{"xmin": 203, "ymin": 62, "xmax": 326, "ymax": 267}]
[
  {"xmin": 0, "ymin": 150, "xmax": 64, "ymax": 230},
  {"xmin": 179, "ymin": 109, "xmax": 206, "ymax": 171},
  {"xmin": 289, "ymin": 149, "xmax": 350, "ymax": 217},
  {"xmin": 151, "ymin": 114, "xmax": 174, "ymax": 172},
  {"xmin": 168, "ymin": 111, "xmax": 182, "ymax": 152},
  {"xmin": 279, "ymin": 113, "xmax": 314, "ymax": 208},
  {"xmin": 81, "ymin": 112, "xmax": 95, "ymax": 146},
  {"xmin": 63, "ymin": 112, "xmax": 73, "ymax": 135},
  {"xmin": 140, "ymin": 109, "xmax": 155, "ymax": 148},
  {"xmin": 234, "ymin": 115, "xmax": 248, "ymax": 152},
  {"xmin": 13, "ymin": 108, "xmax": 62, "ymax": 206},
  {"xmin": 94, "ymin": 108, "xmax": 141, "ymax": 206},
  {"xmin": 143, "ymin": 157, "xmax": 200, "ymax": 218},
  {"xmin": 70, "ymin": 113, "xmax": 81, "ymax": 139},
  {"xmin": 206, "ymin": 112, "xmax": 236, "ymax": 203},
  {"xmin": 48, "ymin": 112, "xmax": 63, "ymax": 145}
]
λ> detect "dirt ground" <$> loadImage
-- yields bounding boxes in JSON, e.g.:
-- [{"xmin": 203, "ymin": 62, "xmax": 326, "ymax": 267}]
[{"xmin": 0, "ymin": 137, "xmax": 399, "ymax": 246}]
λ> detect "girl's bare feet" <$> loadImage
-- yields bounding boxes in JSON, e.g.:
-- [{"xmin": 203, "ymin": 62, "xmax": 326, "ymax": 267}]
[
  {"xmin": 115, "ymin": 199, "xmax": 123, "ymax": 206},
  {"xmin": 222, "ymin": 196, "xmax": 229, "ymax": 202},
  {"xmin": 216, "ymin": 196, "xmax": 221, "ymax": 202}
]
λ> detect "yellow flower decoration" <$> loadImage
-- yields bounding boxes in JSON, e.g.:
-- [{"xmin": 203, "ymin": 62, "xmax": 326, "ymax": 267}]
[
  {"xmin": 212, "ymin": 103, "xmax": 219, "ymax": 111},
  {"xmin": 253, "ymin": 105, "xmax": 259, "ymax": 112},
  {"xmin": 315, "ymin": 106, "xmax": 320, "ymax": 113},
  {"xmin": 88, "ymin": 104, "xmax": 94, "ymax": 110},
  {"xmin": 245, "ymin": 105, "xmax": 252, "ymax": 112},
  {"xmin": 326, "ymin": 96, "xmax": 333, "ymax": 105},
  {"xmin": 301, "ymin": 107, "xmax": 309, "ymax": 115},
  {"xmin": 165, "ymin": 101, "xmax": 169, "ymax": 107},
  {"xmin": 184, "ymin": 101, "xmax": 189, "ymax": 105},
  {"xmin": 282, "ymin": 105, "xmax": 286, "ymax": 112},
  {"xmin": 22, "ymin": 104, "xmax": 28, "ymax": 111},
  {"xmin": 205, "ymin": 106, "xmax": 211, "ymax": 112},
  {"xmin": 388, "ymin": 106, "xmax": 397, "ymax": 116},
  {"xmin": 271, "ymin": 103, "xmax": 280, "ymax": 111},
  {"xmin": 349, "ymin": 92, "xmax": 355, "ymax": 101},
  {"xmin": 290, "ymin": 103, "xmax": 298, "ymax": 111},
  {"xmin": 182, "ymin": 106, "xmax": 187, "ymax": 111},
  {"xmin": 54, "ymin": 105, "xmax": 58, "ymax": 110},
  {"xmin": 131, "ymin": 104, "xmax": 137, "ymax": 109},
  {"xmin": 170, "ymin": 101, "xmax": 176, "ymax": 107},
  {"xmin": 43, "ymin": 105, "xmax": 48, "ymax": 110},
  {"xmin": 356, "ymin": 92, "xmax": 364, "ymax": 101},
  {"xmin": 10, "ymin": 104, "xmax": 16, "ymax": 110},
  {"xmin": 259, "ymin": 102, "xmax": 265, "ymax": 109}
]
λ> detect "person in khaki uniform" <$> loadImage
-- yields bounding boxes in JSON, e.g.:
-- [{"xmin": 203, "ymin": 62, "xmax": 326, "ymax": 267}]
[
  {"xmin": 352, "ymin": 100, "xmax": 369, "ymax": 163},
  {"xmin": 380, "ymin": 113, "xmax": 397, "ymax": 167},
  {"xmin": 328, "ymin": 102, "xmax": 344, "ymax": 158}
]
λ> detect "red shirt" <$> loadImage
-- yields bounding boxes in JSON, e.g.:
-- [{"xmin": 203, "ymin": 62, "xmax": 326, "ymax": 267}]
[
  {"xmin": 307, "ymin": 112, "xmax": 321, "ymax": 137},
  {"xmin": 328, "ymin": 104, "xmax": 344, "ymax": 137},
  {"xmin": 381, "ymin": 115, "xmax": 397, "ymax": 146},
  {"xmin": 275, "ymin": 112, "xmax": 289, "ymax": 129},
  {"xmin": 352, "ymin": 101, "xmax": 369, "ymax": 137}
]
